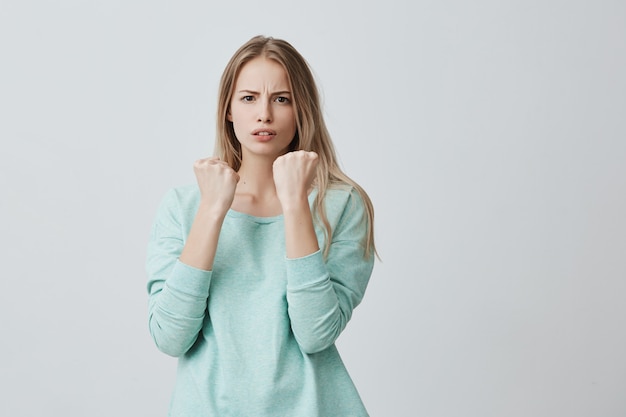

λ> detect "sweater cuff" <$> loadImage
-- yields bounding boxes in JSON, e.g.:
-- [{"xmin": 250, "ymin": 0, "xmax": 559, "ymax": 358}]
[
  {"xmin": 166, "ymin": 259, "xmax": 212, "ymax": 297},
  {"xmin": 286, "ymin": 250, "xmax": 328, "ymax": 289}
]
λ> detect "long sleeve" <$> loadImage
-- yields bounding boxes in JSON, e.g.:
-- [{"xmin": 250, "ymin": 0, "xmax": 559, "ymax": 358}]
[
  {"xmin": 285, "ymin": 189, "xmax": 375, "ymax": 354},
  {"xmin": 146, "ymin": 189, "xmax": 211, "ymax": 357}
]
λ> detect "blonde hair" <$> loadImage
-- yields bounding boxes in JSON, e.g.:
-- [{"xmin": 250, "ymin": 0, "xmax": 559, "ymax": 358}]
[{"xmin": 214, "ymin": 35, "xmax": 376, "ymax": 259}]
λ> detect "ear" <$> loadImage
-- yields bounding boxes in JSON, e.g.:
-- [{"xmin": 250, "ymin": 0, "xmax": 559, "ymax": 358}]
[{"xmin": 226, "ymin": 109, "xmax": 233, "ymax": 122}]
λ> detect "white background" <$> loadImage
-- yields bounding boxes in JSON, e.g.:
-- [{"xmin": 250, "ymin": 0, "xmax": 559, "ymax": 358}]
[{"xmin": 1, "ymin": 1, "xmax": 625, "ymax": 416}]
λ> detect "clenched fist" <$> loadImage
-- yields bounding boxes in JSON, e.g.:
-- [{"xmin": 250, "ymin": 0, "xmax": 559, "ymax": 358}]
[
  {"xmin": 272, "ymin": 151, "xmax": 319, "ymax": 209},
  {"xmin": 193, "ymin": 157, "xmax": 240, "ymax": 216}
]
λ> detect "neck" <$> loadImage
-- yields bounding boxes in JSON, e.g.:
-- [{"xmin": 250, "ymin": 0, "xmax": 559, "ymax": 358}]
[{"xmin": 236, "ymin": 156, "xmax": 277, "ymax": 198}]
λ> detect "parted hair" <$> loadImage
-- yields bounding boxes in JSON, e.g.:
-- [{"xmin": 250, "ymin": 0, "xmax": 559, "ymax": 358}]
[{"xmin": 214, "ymin": 35, "xmax": 376, "ymax": 259}]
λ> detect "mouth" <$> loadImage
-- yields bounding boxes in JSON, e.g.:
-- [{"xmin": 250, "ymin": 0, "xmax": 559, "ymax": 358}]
[
  {"xmin": 252, "ymin": 129, "xmax": 277, "ymax": 141},
  {"xmin": 252, "ymin": 129, "xmax": 277, "ymax": 136}
]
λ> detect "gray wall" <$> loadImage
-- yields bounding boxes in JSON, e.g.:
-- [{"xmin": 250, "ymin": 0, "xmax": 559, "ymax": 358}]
[{"xmin": 1, "ymin": 1, "xmax": 624, "ymax": 416}]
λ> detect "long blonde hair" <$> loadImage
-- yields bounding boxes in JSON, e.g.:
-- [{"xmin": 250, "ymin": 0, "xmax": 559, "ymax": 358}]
[{"xmin": 214, "ymin": 35, "xmax": 376, "ymax": 259}]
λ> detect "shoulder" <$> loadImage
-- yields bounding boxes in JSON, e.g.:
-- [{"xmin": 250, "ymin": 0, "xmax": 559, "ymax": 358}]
[
  {"xmin": 322, "ymin": 184, "xmax": 365, "ymax": 215},
  {"xmin": 319, "ymin": 184, "xmax": 373, "ymax": 257},
  {"xmin": 168, "ymin": 183, "xmax": 200, "ymax": 205},
  {"xmin": 315, "ymin": 184, "xmax": 368, "ymax": 232},
  {"xmin": 156, "ymin": 184, "xmax": 200, "ymax": 217}
]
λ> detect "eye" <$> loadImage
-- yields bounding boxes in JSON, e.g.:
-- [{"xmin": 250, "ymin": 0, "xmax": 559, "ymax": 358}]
[
  {"xmin": 275, "ymin": 96, "xmax": 290, "ymax": 104},
  {"xmin": 241, "ymin": 95, "xmax": 254, "ymax": 102}
]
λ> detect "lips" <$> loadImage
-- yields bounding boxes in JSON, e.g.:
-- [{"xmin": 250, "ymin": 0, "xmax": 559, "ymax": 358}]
[
  {"xmin": 252, "ymin": 128, "xmax": 277, "ymax": 141},
  {"xmin": 252, "ymin": 128, "xmax": 277, "ymax": 136}
]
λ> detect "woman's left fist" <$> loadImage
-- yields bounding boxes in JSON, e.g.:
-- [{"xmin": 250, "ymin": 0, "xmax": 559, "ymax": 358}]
[{"xmin": 273, "ymin": 151, "xmax": 319, "ymax": 206}]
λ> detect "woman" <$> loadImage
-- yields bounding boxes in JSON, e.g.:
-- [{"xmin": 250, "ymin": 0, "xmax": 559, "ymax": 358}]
[{"xmin": 147, "ymin": 35, "xmax": 376, "ymax": 416}]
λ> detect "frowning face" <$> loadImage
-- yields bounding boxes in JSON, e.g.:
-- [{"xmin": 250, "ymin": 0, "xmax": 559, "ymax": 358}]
[{"xmin": 228, "ymin": 57, "xmax": 297, "ymax": 163}]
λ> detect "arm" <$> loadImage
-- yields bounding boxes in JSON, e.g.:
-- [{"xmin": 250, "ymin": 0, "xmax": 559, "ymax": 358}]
[
  {"xmin": 281, "ymin": 191, "xmax": 320, "ymax": 259},
  {"xmin": 146, "ymin": 158, "xmax": 238, "ymax": 357},
  {"xmin": 146, "ymin": 189, "xmax": 213, "ymax": 357},
  {"xmin": 285, "ymin": 190, "xmax": 375, "ymax": 354},
  {"xmin": 274, "ymin": 152, "xmax": 374, "ymax": 353}
]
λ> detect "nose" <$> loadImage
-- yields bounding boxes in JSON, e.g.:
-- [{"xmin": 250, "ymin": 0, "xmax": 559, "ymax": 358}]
[{"xmin": 257, "ymin": 100, "xmax": 272, "ymax": 123}]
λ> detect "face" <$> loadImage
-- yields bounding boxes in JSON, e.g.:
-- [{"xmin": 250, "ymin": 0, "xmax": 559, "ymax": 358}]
[{"xmin": 228, "ymin": 57, "xmax": 297, "ymax": 162}]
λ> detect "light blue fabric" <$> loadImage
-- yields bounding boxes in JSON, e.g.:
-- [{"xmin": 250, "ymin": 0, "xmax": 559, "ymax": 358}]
[{"xmin": 147, "ymin": 184, "xmax": 374, "ymax": 416}]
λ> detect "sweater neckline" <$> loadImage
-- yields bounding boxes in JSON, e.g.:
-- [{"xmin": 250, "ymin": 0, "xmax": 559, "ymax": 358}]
[
  {"xmin": 226, "ymin": 209, "xmax": 283, "ymax": 224},
  {"xmin": 226, "ymin": 189, "xmax": 318, "ymax": 224}
]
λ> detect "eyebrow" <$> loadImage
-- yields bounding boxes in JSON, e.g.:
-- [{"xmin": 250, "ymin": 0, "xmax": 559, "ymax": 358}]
[{"xmin": 237, "ymin": 89, "xmax": 292, "ymax": 95}]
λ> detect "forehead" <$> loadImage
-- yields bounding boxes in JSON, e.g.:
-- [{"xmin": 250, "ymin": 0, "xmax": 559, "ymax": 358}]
[{"xmin": 235, "ymin": 57, "xmax": 290, "ymax": 89}]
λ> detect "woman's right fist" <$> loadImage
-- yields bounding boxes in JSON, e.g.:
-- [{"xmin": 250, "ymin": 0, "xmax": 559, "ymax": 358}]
[{"xmin": 193, "ymin": 157, "xmax": 240, "ymax": 216}]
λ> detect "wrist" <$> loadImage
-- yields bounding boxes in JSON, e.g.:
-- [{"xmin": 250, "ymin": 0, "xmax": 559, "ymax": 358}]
[
  {"xmin": 279, "ymin": 194, "xmax": 310, "ymax": 213},
  {"xmin": 197, "ymin": 200, "xmax": 230, "ymax": 222}
]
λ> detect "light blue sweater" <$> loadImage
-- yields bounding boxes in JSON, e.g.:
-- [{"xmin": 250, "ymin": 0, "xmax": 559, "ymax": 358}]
[{"xmin": 146, "ymin": 184, "xmax": 374, "ymax": 416}]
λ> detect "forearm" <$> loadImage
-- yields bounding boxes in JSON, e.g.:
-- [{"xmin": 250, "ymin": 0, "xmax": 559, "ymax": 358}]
[
  {"xmin": 286, "ymin": 250, "xmax": 355, "ymax": 354},
  {"xmin": 179, "ymin": 201, "xmax": 226, "ymax": 270},
  {"xmin": 282, "ymin": 196, "xmax": 319, "ymax": 259},
  {"xmin": 148, "ymin": 261, "xmax": 212, "ymax": 357}
]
